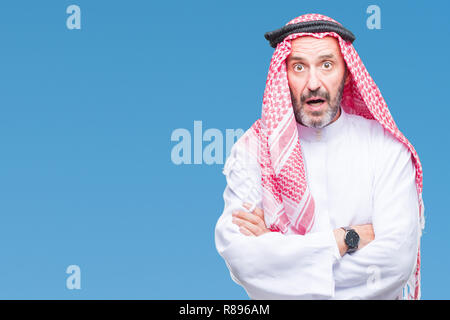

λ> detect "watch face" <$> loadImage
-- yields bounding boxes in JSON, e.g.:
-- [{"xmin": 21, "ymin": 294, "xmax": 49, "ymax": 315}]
[{"xmin": 345, "ymin": 230, "xmax": 360, "ymax": 249}]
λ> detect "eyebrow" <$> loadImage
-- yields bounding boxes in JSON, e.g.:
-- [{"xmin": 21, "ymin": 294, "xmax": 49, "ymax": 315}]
[{"xmin": 288, "ymin": 53, "xmax": 336, "ymax": 62}]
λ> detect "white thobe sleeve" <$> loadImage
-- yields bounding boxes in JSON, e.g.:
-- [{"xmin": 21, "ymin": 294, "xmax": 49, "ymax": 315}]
[
  {"xmin": 215, "ymin": 143, "xmax": 342, "ymax": 300},
  {"xmin": 332, "ymin": 128, "xmax": 420, "ymax": 299}
]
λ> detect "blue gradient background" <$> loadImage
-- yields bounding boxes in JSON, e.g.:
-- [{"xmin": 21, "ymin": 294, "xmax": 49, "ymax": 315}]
[{"xmin": 0, "ymin": 0, "xmax": 448, "ymax": 299}]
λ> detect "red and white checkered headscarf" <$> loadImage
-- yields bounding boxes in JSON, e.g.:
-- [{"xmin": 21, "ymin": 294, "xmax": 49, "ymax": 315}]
[{"xmin": 236, "ymin": 14, "xmax": 424, "ymax": 300}]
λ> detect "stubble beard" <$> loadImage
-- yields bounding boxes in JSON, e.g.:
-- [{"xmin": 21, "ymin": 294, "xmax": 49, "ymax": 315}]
[{"xmin": 291, "ymin": 76, "xmax": 346, "ymax": 129}]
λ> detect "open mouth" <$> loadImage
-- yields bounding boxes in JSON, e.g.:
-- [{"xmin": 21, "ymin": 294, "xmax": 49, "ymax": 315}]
[{"xmin": 306, "ymin": 98, "xmax": 326, "ymax": 107}]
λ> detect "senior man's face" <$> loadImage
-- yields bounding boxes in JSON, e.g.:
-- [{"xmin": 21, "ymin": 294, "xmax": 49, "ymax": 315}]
[{"xmin": 287, "ymin": 36, "xmax": 349, "ymax": 128}]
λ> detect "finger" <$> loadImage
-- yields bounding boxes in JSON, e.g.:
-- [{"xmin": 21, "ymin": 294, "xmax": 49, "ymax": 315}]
[
  {"xmin": 239, "ymin": 226, "xmax": 255, "ymax": 237},
  {"xmin": 242, "ymin": 202, "xmax": 265, "ymax": 220},
  {"xmin": 233, "ymin": 210, "xmax": 261, "ymax": 225},
  {"xmin": 233, "ymin": 217, "xmax": 261, "ymax": 235},
  {"xmin": 253, "ymin": 207, "xmax": 265, "ymax": 220},
  {"xmin": 242, "ymin": 202, "xmax": 256, "ymax": 213}
]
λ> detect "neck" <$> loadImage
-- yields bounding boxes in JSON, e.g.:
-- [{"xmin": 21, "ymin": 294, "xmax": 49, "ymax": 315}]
[{"xmin": 296, "ymin": 106, "xmax": 346, "ymax": 142}]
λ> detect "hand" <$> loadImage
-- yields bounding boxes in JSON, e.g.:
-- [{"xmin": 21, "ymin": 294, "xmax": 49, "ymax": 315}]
[
  {"xmin": 334, "ymin": 223, "xmax": 375, "ymax": 257},
  {"xmin": 232, "ymin": 202, "xmax": 271, "ymax": 237},
  {"xmin": 352, "ymin": 224, "xmax": 375, "ymax": 249}
]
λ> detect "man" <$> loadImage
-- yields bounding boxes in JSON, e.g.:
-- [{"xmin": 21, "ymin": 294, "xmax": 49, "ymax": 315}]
[{"xmin": 214, "ymin": 14, "xmax": 425, "ymax": 300}]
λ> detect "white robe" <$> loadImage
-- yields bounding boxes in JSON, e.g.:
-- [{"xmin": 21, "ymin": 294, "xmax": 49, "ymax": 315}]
[{"xmin": 215, "ymin": 106, "xmax": 420, "ymax": 299}]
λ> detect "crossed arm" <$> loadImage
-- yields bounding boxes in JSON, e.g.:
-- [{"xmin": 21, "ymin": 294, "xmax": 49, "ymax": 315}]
[
  {"xmin": 232, "ymin": 202, "xmax": 375, "ymax": 258},
  {"xmin": 217, "ymin": 178, "xmax": 419, "ymax": 299}
]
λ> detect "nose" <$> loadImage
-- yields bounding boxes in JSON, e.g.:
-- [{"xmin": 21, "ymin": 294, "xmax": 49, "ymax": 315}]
[{"xmin": 306, "ymin": 69, "xmax": 321, "ymax": 92}]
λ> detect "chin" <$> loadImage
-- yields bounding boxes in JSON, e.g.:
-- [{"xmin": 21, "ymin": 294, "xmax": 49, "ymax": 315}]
[
  {"xmin": 310, "ymin": 121, "xmax": 328, "ymax": 129},
  {"xmin": 298, "ymin": 112, "xmax": 328, "ymax": 128}
]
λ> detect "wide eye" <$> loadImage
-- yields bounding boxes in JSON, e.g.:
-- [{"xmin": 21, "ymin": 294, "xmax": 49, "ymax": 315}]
[
  {"xmin": 293, "ymin": 64, "xmax": 304, "ymax": 72},
  {"xmin": 322, "ymin": 61, "xmax": 332, "ymax": 70}
]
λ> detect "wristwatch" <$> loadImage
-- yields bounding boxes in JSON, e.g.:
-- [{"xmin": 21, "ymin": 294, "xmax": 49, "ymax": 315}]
[{"xmin": 341, "ymin": 226, "xmax": 360, "ymax": 254}]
